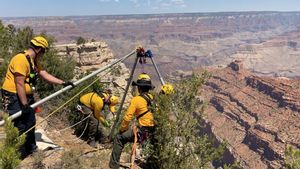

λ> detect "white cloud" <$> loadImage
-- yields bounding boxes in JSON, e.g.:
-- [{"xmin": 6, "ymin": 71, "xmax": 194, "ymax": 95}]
[
  {"xmin": 98, "ymin": 0, "xmax": 119, "ymax": 2},
  {"xmin": 130, "ymin": 0, "xmax": 141, "ymax": 7},
  {"xmin": 171, "ymin": 0, "xmax": 185, "ymax": 6},
  {"xmin": 152, "ymin": 0, "xmax": 186, "ymax": 10},
  {"xmin": 127, "ymin": 0, "xmax": 186, "ymax": 10}
]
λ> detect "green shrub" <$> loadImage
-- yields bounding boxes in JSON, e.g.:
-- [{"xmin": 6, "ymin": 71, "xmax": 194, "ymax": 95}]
[
  {"xmin": 59, "ymin": 149, "xmax": 84, "ymax": 169},
  {"xmin": 145, "ymin": 72, "xmax": 225, "ymax": 169},
  {"xmin": 76, "ymin": 37, "xmax": 86, "ymax": 45},
  {"xmin": 0, "ymin": 115, "xmax": 26, "ymax": 169},
  {"xmin": 285, "ymin": 144, "xmax": 300, "ymax": 169}
]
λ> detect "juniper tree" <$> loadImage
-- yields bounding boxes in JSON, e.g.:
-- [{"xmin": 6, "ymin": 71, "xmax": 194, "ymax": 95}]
[
  {"xmin": 0, "ymin": 116, "xmax": 25, "ymax": 169},
  {"xmin": 144, "ymin": 72, "xmax": 225, "ymax": 169}
]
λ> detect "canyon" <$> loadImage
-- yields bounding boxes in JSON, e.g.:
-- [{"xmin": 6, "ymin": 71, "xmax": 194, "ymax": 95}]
[
  {"xmin": 3, "ymin": 11, "xmax": 300, "ymax": 78},
  {"xmin": 2, "ymin": 12, "xmax": 300, "ymax": 168},
  {"xmin": 200, "ymin": 61, "xmax": 300, "ymax": 168}
]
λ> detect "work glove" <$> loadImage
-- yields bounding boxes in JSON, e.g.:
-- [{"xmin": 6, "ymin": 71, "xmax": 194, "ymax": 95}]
[
  {"xmin": 62, "ymin": 81, "xmax": 75, "ymax": 88},
  {"xmin": 21, "ymin": 104, "xmax": 35, "ymax": 115},
  {"xmin": 103, "ymin": 121, "xmax": 110, "ymax": 128}
]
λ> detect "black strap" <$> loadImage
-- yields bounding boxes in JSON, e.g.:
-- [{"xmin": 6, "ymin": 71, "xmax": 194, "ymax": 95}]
[
  {"xmin": 136, "ymin": 93, "xmax": 152, "ymax": 120},
  {"xmin": 21, "ymin": 52, "xmax": 38, "ymax": 86},
  {"xmin": 8, "ymin": 52, "xmax": 38, "ymax": 87},
  {"xmin": 136, "ymin": 110, "xmax": 150, "ymax": 120},
  {"xmin": 89, "ymin": 92, "xmax": 96, "ymax": 108},
  {"xmin": 20, "ymin": 51, "xmax": 36, "ymax": 73},
  {"xmin": 8, "ymin": 67, "xmax": 14, "ymax": 75},
  {"xmin": 140, "ymin": 93, "xmax": 152, "ymax": 106},
  {"xmin": 97, "ymin": 92, "xmax": 108, "ymax": 106}
]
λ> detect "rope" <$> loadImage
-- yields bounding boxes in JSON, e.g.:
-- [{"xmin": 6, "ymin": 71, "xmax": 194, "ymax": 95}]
[
  {"xmin": 70, "ymin": 117, "xmax": 90, "ymax": 141},
  {"xmin": 55, "ymin": 116, "xmax": 91, "ymax": 143},
  {"xmin": 59, "ymin": 112, "xmax": 92, "ymax": 132},
  {"xmin": 130, "ymin": 124, "xmax": 138, "ymax": 169},
  {"xmin": 21, "ymin": 63, "xmax": 116, "ymax": 136}
]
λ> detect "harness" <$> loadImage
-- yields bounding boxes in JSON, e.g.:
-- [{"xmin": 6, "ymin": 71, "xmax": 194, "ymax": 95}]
[
  {"xmin": 136, "ymin": 93, "xmax": 153, "ymax": 120},
  {"xmin": 9, "ymin": 52, "xmax": 38, "ymax": 88},
  {"xmin": 98, "ymin": 92, "xmax": 110, "ymax": 106},
  {"xmin": 77, "ymin": 92, "xmax": 108, "ymax": 116},
  {"xmin": 26, "ymin": 55, "xmax": 38, "ymax": 88}
]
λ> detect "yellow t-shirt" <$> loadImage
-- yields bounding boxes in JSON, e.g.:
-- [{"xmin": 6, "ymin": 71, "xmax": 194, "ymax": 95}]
[
  {"xmin": 120, "ymin": 93, "xmax": 154, "ymax": 132},
  {"xmin": 79, "ymin": 92, "xmax": 106, "ymax": 125},
  {"xmin": 2, "ymin": 51, "xmax": 37, "ymax": 94}
]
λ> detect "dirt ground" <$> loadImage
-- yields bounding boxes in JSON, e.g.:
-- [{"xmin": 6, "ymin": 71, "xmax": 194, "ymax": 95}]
[{"xmin": 18, "ymin": 116, "xmax": 140, "ymax": 169}]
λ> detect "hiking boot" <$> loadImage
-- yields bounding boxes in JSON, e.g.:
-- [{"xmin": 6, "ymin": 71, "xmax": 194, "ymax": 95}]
[
  {"xmin": 100, "ymin": 136, "xmax": 112, "ymax": 144},
  {"xmin": 109, "ymin": 162, "xmax": 120, "ymax": 169},
  {"xmin": 87, "ymin": 139, "xmax": 97, "ymax": 148}
]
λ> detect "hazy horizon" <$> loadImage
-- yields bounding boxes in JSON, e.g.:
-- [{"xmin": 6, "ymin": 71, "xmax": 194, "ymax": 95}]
[
  {"xmin": 2, "ymin": 10, "xmax": 300, "ymax": 19},
  {"xmin": 1, "ymin": 0, "xmax": 300, "ymax": 17}
]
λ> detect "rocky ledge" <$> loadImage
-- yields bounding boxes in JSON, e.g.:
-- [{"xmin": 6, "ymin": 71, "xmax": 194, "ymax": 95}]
[{"xmin": 55, "ymin": 41, "xmax": 132, "ymax": 104}]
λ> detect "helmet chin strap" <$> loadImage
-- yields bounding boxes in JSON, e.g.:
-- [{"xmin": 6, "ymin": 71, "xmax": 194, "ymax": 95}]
[
  {"xmin": 103, "ymin": 94, "xmax": 110, "ymax": 105},
  {"xmin": 30, "ymin": 47, "xmax": 40, "ymax": 58}
]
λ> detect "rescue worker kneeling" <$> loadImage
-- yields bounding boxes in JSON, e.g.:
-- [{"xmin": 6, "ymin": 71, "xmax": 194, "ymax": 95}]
[
  {"xmin": 77, "ymin": 91, "xmax": 119, "ymax": 147},
  {"xmin": 109, "ymin": 73, "xmax": 155, "ymax": 169}
]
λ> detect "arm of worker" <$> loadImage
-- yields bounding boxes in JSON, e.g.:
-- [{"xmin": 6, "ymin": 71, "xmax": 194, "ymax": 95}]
[
  {"xmin": 39, "ymin": 70, "xmax": 64, "ymax": 85},
  {"xmin": 119, "ymin": 98, "xmax": 137, "ymax": 133},
  {"xmin": 94, "ymin": 111, "xmax": 109, "ymax": 127},
  {"xmin": 39, "ymin": 70, "xmax": 75, "ymax": 88},
  {"xmin": 15, "ymin": 73, "xmax": 28, "ymax": 106},
  {"xmin": 15, "ymin": 74, "xmax": 35, "ymax": 114}
]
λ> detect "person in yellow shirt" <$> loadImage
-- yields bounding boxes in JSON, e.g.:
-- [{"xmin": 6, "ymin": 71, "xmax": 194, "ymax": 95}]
[
  {"xmin": 1, "ymin": 36, "xmax": 74, "ymax": 159},
  {"xmin": 109, "ymin": 73, "xmax": 155, "ymax": 169},
  {"xmin": 78, "ymin": 91, "xmax": 119, "ymax": 147}
]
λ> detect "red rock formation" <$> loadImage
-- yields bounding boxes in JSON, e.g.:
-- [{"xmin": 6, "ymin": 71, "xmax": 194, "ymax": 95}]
[{"xmin": 201, "ymin": 61, "xmax": 300, "ymax": 169}]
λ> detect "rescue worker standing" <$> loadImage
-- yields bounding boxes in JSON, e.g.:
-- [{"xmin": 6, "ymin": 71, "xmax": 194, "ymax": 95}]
[
  {"xmin": 109, "ymin": 73, "xmax": 155, "ymax": 169},
  {"xmin": 1, "ymin": 36, "xmax": 74, "ymax": 159},
  {"xmin": 78, "ymin": 91, "xmax": 119, "ymax": 147}
]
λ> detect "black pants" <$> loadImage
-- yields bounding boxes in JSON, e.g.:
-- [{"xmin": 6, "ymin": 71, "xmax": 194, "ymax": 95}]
[
  {"xmin": 109, "ymin": 126, "xmax": 155, "ymax": 169},
  {"xmin": 75, "ymin": 104, "xmax": 105, "ymax": 142},
  {"xmin": 1, "ymin": 89, "xmax": 36, "ymax": 159}
]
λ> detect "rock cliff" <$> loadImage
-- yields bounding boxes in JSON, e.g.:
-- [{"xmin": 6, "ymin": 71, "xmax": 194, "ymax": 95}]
[
  {"xmin": 55, "ymin": 41, "xmax": 132, "ymax": 103},
  {"xmin": 201, "ymin": 60, "xmax": 300, "ymax": 168}
]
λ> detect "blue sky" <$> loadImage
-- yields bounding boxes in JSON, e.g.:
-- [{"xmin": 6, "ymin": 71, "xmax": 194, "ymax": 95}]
[{"xmin": 1, "ymin": 0, "xmax": 300, "ymax": 17}]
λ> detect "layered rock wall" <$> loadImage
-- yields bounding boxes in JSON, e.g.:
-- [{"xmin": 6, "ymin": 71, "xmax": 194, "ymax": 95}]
[
  {"xmin": 55, "ymin": 42, "xmax": 132, "ymax": 104},
  {"xmin": 201, "ymin": 62, "xmax": 300, "ymax": 168},
  {"xmin": 56, "ymin": 42, "xmax": 114, "ymax": 70}
]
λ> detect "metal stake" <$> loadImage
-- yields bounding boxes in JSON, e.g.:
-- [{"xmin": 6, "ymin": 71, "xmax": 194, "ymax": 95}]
[{"xmin": 109, "ymin": 54, "xmax": 139, "ymax": 139}]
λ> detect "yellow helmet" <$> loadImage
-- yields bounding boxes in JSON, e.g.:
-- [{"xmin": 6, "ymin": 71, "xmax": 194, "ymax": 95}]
[
  {"xmin": 31, "ymin": 36, "xmax": 49, "ymax": 49},
  {"xmin": 109, "ymin": 95, "xmax": 119, "ymax": 106},
  {"xmin": 161, "ymin": 84, "xmax": 174, "ymax": 95},
  {"xmin": 138, "ymin": 73, "xmax": 151, "ymax": 81},
  {"xmin": 109, "ymin": 95, "xmax": 119, "ymax": 113},
  {"xmin": 132, "ymin": 73, "xmax": 154, "ymax": 89}
]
